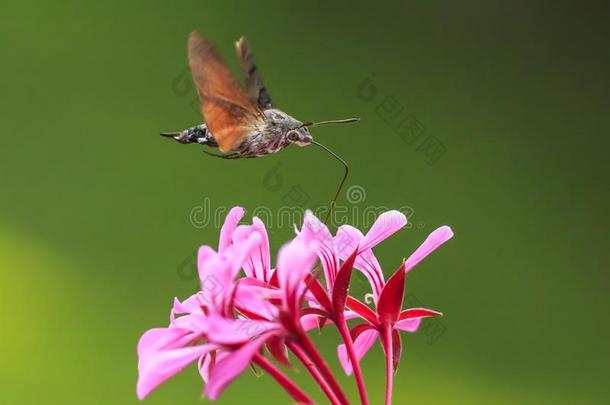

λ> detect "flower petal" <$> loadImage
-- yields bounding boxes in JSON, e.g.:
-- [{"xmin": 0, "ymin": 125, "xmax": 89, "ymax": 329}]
[
  {"xmin": 276, "ymin": 239, "xmax": 317, "ymax": 313},
  {"xmin": 170, "ymin": 313, "xmax": 209, "ymax": 334},
  {"xmin": 198, "ymin": 352, "xmax": 213, "ymax": 383},
  {"xmin": 170, "ymin": 293, "xmax": 205, "ymax": 325},
  {"xmin": 360, "ymin": 210, "xmax": 407, "ymax": 251},
  {"xmin": 232, "ymin": 217, "xmax": 271, "ymax": 281},
  {"xmin": 405, "ymin": 226, "xmax": 453, "ymax": 273},
  {"xmin": 335, "ymin": 225, "xmax": 362, "ymax": 259},
  {"xmin": 299, "ymin": 211, "xmax": 334, "ymax": 247},
  {"xmin": 305, "ymin": 274, "xmax": 332, "ymax": 312},
  {"xmin": 346, "ymin": 296, "xmax": 378, "ymax": 326},
  {"xmin": 205, "ymin": 316, "xmax": 280, "ymax": 345},
  {"xmin": 227, "ymin": 232, "xmax": 263, "ymax": 281},
  {"xmin": 299, "ymin": 211, "xmax": 339, "ymax": 290},
  {"xmin": 137, "ymin": 328, "xmax": 189, "ymax": 357},
  {"xmin": 266, "ymin": 337, "xmax": 291, "ymax": 367},
  {"xmin": 234, "ymin": 281, "xmax": 279, "ymax": 320},
  {"xmin": 205, "ymin": 333, "xmax": 273, "ymax": 400},
  {"xmin": 219, "ymin": 207, "xmax": 245, "ymax": 252},
  {"xmin": 399, "ymin": 308, "xmax": 443, "ymax": 320},
  {"xmin": 198, "ymin": 253, "xmax": 231, "ymax": 311},
  {"xmin": 336, "ymin": 225, "xmax": 385, "ymax": 299},
  {"xmin": 197, "ymin": 245, "xmax": 217, "ymax": 288},
  {"xmin": 199, "ymin": 233, "xmax": 262, "ymax": 313},
  {"xmin": 337, "ymin": 328, "xmax": 379, "ymax": 375},
  {"xmin": 392, "ymin": 328, "xmax": 402, "ymax": 372},
  {"xmin": 332, "ymin": 248, "xmax": 358, "ymax": 314},
  {"xmin": 301, "ymin": 313, "xmax": 331, "ymax": 331},
  {"xmin": 395, "ymin": 318, "xmax": 421, "ymax": 332},
  {"xmin": 395, "ymin": 308, "xmax": 442, "ymax": 332},
  {"xmin": 376, "ymin": 264, "xmax": 406, "ymax": 325},
  {"xmin": 137, "ymin": 330, "xmax": 215, "ymax": 400}
]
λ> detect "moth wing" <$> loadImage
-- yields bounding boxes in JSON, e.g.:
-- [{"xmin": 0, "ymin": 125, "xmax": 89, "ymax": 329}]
[
  {"xmin": 235, "ymin": 36, "xmax": 273, "ymax": 109},
  {"xmin": 188, "ymin": 31, "xmax": 264, "ymax": 152}
]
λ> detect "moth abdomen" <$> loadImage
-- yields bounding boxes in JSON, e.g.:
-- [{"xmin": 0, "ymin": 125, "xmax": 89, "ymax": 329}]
[{"xmin": 161, "ymin": 124, "xmax": 218, "ymax": 147}]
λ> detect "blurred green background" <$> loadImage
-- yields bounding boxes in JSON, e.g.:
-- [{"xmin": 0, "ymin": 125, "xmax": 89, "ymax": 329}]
[{"xmin": 2, "ymin": 0, "xmax": 609, "ymax": 404}]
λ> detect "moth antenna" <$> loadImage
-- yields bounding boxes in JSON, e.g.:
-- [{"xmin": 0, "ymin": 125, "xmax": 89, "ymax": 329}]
[
  {"xmin": 311, "ymin": 141, "xmax": 349, "ymax": 225},
  {"xmin": 302, "ymin": 117, "xmax": 360, "ymax": 128}
]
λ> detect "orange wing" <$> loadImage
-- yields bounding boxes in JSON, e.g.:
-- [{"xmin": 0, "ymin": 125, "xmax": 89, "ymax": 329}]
[{"xmin": 188, "ymin": 31, "xmax": 264, "ymax": 152}]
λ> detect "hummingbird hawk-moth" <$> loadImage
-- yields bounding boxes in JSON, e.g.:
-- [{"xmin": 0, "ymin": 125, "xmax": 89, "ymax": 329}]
[{"xmin": 162, "ymin": 32, "xmax": 358, "ymax": 220}]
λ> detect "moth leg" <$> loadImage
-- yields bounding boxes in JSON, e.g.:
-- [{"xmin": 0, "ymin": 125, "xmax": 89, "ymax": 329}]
[{"xmin": 203, "ymin": 150, "xmax": 241, "ymax": 159}]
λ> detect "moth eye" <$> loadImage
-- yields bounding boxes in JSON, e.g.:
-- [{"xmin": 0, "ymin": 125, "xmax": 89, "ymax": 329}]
[{"xmin": 287, "ymin": 131, "xmax": 298, "ymax": 141}]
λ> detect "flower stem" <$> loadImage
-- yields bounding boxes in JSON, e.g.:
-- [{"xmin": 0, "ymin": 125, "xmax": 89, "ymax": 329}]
[
  {"xmin": 253, "ymin": 353, "xmax": 314, "ymax": 405},
  {"xmin": 382, "ymin": 326, "xmax": 393, "ymax": 405},
  {"xmin": 297, "ymin": 332, "xmax": 350, "ymax": 405},
  {"xmin": 288, "ymin": 341, "xmax": 341, "ymax": 405},
  {"xmin": 335, "ymin": 314, "xmax": 369, "ymax": 405}
]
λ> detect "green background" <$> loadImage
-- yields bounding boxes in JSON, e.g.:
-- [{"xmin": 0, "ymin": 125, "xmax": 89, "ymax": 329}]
[{"xmin": 2, "ymin": 1, "xmax": 608, "ymax": 404}]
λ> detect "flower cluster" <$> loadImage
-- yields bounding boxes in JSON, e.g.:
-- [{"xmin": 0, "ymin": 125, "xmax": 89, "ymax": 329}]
[{"xmin": 137, "ymin": 207, "xmax": 453, "ymax": 404}]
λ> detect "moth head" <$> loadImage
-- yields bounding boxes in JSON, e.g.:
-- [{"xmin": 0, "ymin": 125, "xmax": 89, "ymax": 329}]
[{"xmin": 287, "ymin": 127, "xmax": 313, "ymax": 147}]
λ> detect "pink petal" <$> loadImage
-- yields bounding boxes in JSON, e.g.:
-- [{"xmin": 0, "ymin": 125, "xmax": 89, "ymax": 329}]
[
  {"xmin": 137, "ymin": 328, "xmax": 188, "ymax": 357},
  {"xmin": 301, "ymin": 313, "xmax": 331, "ymax": 331},
  {"xmin": 299, "ymin": 211, "xmax": 338, "ymax": 290},
  {"xmin": 299, "ymin": 211, "xmax": 333, "ymax": 246},
  {"xmin": 170, "ymin": 313, "xmax": 209, "ymax": 334},
  {"xmin": 360, "ymin": 211, "xmax": 407, "ymax": 251},
  {"xmin": 170, "ymin": 293, "xmax": 206, "ymax": 324},
  {"xmin": 137, "ymin": 327, "xmax": 215, "ymax": 400},
  {"xmin": 335, "ymin": 225, "xmax": 362, "ymax": 259},
  {"xmin": 395, "ymin": 318, "xmax": 421, "ymax": 332},
  {"xmin": 198, "ymin": 253, "xmax": 231, "ymax": 311},
  {"xmin": 405, "ymin": 226, "xmax": 454, "ymax": 273},
  {"xmin": 234, "ymin": 281, "xmax": 279, "ymax": 320},
  {"xmin": 232, "ymin": 217, "xmax": 271, "ymax": 280},
  {"xmin": 227, "ymin": 232, "xmax": 262, "ymax": 281},
  {"xmin": 205, "ymin": 333, "xmax": 273, "ymax": 400},
  {"xmin": 336, "ymin": 225, "xmax": 385, "ymax": 299},
  {"xmin": 205, "ymin": 315, "xmax": 280, "ymax": 345},
  {"xmin": 276, "ymin": 240, "xmax": 317, "ymax": 311},
  {"xmin": 218, "ymin": 207, "xmax": 245, "ymax": 252},
  {"xmin": 198, "ymin": 233, "xmax": 262, "ymax": 313},
  {"xmin": 301, "ymin": 310, "xmax": 359, "ymax": 333},
  {"xmin": 337, "ymin": 329, "xmax": 379, "ymax": 375},
  {"xmin": 199, "ymin": 351, "xmax": 229, "ymax": 384},
  {"xmin": 197, "ymin": 245, "xmax": 217, "ymax": 287},
  {"xmin": 198, "ymin": 353, "xmax": 212, "ymax": 383}
]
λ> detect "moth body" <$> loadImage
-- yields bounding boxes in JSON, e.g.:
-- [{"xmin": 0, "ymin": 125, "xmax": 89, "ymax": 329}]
[
  {"xmin": 167, "ymin": 108, "xmax": 313, "ymax": 158},
  {"xmin": 168, "ymin": 124, "xmax": 217, "ymax": 146}
]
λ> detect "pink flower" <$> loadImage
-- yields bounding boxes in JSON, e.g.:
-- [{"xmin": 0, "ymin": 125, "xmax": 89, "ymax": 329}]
[
  {"xmin": 137, "ymin": 209, "xmax": 322, "ymax": 402},
  {"xmin": 137, "ymin": 206, "xmax": 453, "ymax": 405},
  {"xmin": 137, "ymin": 217, "xmax": 263, "ymax": 399},
  {"xmin": 335, "ymin": 219, "xmax": 453, "ymax": 405}
]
